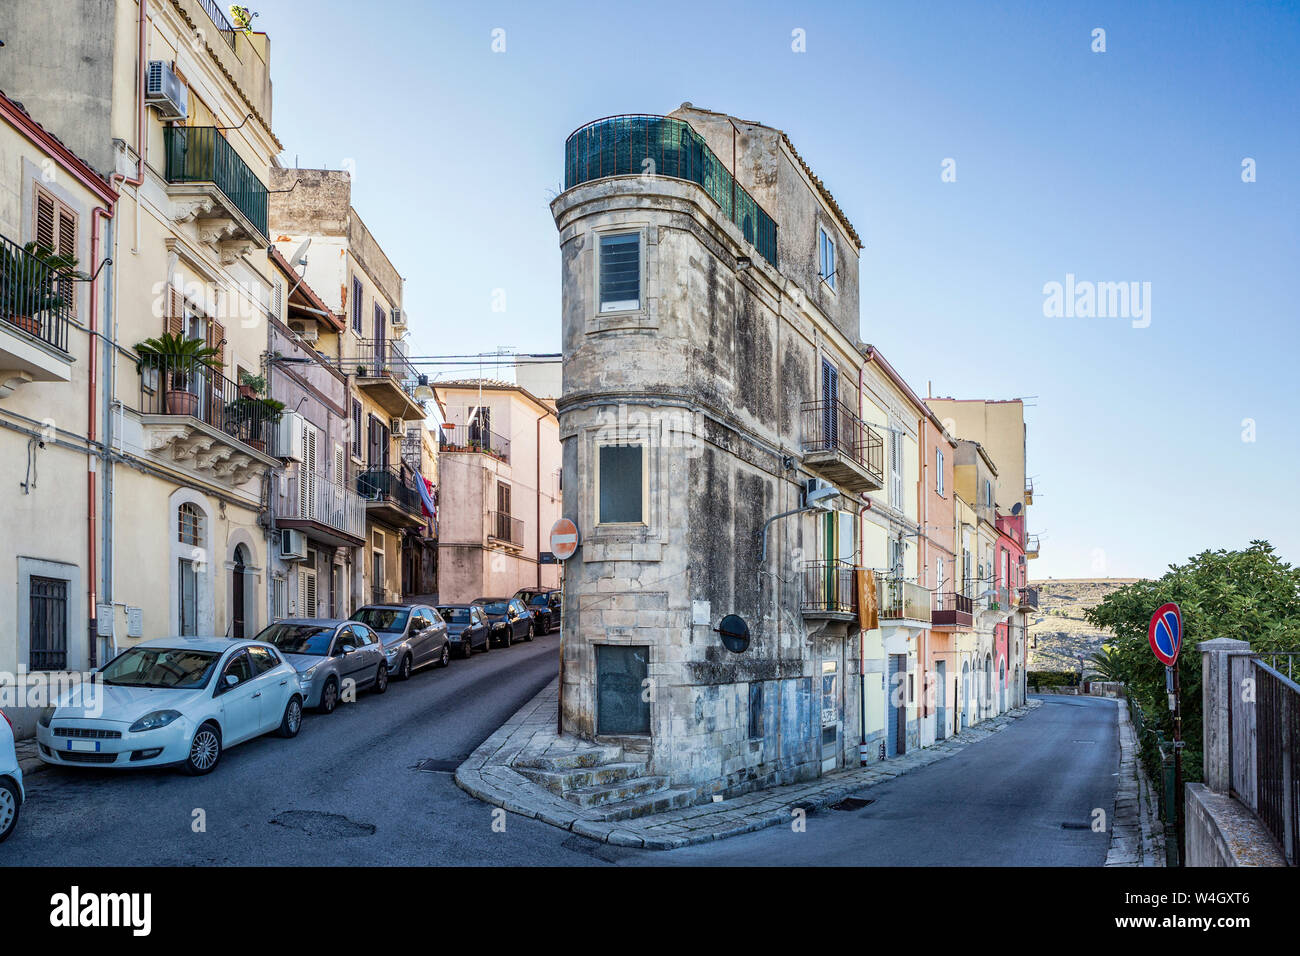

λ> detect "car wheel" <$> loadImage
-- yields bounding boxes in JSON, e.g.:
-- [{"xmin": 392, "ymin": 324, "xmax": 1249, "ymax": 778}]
[
  {"xmin": 399, "ymin": 655, "xmax": 413, "ymax": 681},
  {"xmin": 277, "ymin": 695, "xmax": 304, "ymax": 738},
  {"xmin": 183, "ymin": 722, "xmax": 222, "ymax": 776},
  {"xmin": 459, "ymin": 639, "xmax": 473, "ymax": 659},
  {"xmin": 374, "ymin": 664, "xmax": 389, "ymax": 694},
  {"xmin": 525, "ymin": 622, "xmax": 535, "ymax": 642},
  {"xmin": 437, "ymin": 643, "xmax": 450, "ymax": 668},
  {"xmin": 0, "ymin": 778, "xmax": 20, "ymax": 843},
  {"xmin": 319, "ymin": 678, "xmax": 339, "ymax": 714},
  {"xmin": 501, "ymin": 628, "xmax": 513, "ymax": 648},
  {"xmin": 482, "ymin": 633, "xmax": 491, "ymax": 652}
]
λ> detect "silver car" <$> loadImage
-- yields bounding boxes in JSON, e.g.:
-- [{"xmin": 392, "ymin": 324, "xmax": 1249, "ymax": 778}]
[
  {"xmin": 254, "ymin": 619, "xmax": 389, "ymax": 714},
  {"xmin": 350, "ymin": 604, "xmax": 451, "ymax": 679}
]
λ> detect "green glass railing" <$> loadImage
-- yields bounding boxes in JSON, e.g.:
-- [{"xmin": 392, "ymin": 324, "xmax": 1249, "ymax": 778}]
[
  {"xmin": 163, "ymin": 125, "xmax": 268, "ymax": 239},
  {"xmin": 565, "ymin": 114, "xmax": 778, "ymax": 268}
]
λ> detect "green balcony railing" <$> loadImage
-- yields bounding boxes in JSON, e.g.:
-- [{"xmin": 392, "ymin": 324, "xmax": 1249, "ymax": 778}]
[
  {"xmin": 565, "ymin": 114, "xmax": 778, "ymax": 268},
  {"xmin": 163, "ymin": 125, "xmax": 268, "ymax": 239}
]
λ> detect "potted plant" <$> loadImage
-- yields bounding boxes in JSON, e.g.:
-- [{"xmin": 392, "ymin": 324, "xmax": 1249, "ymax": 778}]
[
  {"xmin": 134, "ymin": 332, "xmax": 222, "ymax": 418},
  {"xmin": 224, "ymin": 374, "xmax": 284, "ymax": 452},
  {"xmin": 0, "ymin": 241, "xmax": 85, "ymax": 338},
  {"xmin": 237, "ymin": 369, "xmax": 266, "ymax": 399}
]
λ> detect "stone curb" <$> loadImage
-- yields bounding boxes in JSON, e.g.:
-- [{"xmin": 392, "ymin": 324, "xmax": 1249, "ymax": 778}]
[
  {"xmin": 456, "ymin": 681, "xmax": 1044, "ymax": 851},
  {"xmin": 1105, "ymin": 697, "xmax": 1166, "ymax": 867}
]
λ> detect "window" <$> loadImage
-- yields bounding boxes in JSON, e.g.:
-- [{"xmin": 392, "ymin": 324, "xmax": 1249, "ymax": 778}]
[
  {"xmin": 598, "ymin": 233, "xmax": 640, "ymax": 312},
  {"xmin": 178, "ymin": 558, "xmax": 199, "ymax": 636},
  {"xmin": 178, "ymin": 503, "xmax": 204, "ymax": 547},
  {"xmin": 249, "ymin": 646, "xmax": 281, "ymax": 675},
  {"xmin": 298, "ymin": 566, "xmax": 318, "ymax": 617},
  {"xmin": 29, "ymin": 576, "xmax": 68, "ymax": 671},
  {"xmin": 984, "ymin": 478, "xmax": 993, "ymax": 507},
  {"xmin": 272, "ymin": 576, "xmax": 287, "ymax": 621},
  {"xmin": 936, "ymin": 448, "xmax": 945, "ymax": 495},
  {"xmin": 596, "ymin": 644, "xmax": 650, "ymax": 735},
  {"xmin": 748, "ymin": 682, "xmax": 764, "ymax": 740},
  {"xmin": 821, "ymin": 359, "xmax": 839, "ymax": 446},
  {"xmin": 818, "ymin": 227, "xmax": 836, "ymax": 291},
  {"xmin": 598, "ymin": 444, "xmax": 643, "ymax": 524},
  {"xmin": 373, "ymin": 303, "xmax": 387, "ymax": 345},
  {"xmin": 220, "ymin": 651, "xmax": 253, "ymax": 688},
  {"xmin": 351, "ymin": 399, "xmax": 363, "ymax": 458},
  {"xmin": 351, "ymin": 276, "xmax": 363, "ymax": 333},
  {"xmin": 889, "ymin": 431, "xmax": 904, "ymax": 508},
  {"xmin": 937, "ymin": 556, "xmax": 945, "ymax": 594},
  {"xmin": 34, "ymin": 184, "xmax": 78, "ymax": 317}
]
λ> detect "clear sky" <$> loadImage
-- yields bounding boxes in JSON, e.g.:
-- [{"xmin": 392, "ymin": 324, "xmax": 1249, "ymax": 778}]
[{"xmin": 248, "ymin": 0, "xmax": 1299, "ymax": 579}]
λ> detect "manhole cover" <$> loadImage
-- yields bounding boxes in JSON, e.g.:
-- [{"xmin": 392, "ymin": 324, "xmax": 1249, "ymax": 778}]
[
  {"xmin": 829, "ymin": 797, "xmax": 875, "ymax": 812},
  {"xmin": 415, "ymin": 758, "xmax": 461, "ymax": 773}
]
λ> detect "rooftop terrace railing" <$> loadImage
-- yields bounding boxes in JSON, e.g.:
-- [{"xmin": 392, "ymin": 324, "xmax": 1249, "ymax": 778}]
[{"xmin": 565, "ymin": 114, "xmax": 778, "ymax": 268}]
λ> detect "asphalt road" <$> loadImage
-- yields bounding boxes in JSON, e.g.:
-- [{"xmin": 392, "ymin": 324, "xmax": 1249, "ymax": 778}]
[{"xmin": 3, "ymin": 640, "xmax": 1118, "ymax": 866}]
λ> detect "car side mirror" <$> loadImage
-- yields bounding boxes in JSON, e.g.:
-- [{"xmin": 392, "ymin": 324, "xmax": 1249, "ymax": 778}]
[
  {"xmin": 224, "ymin": 674, "xmax": 239, "ymax": 688},
  {"xmin": 340, "ymin": 645, "xmax": 355, "ymax": 655}
]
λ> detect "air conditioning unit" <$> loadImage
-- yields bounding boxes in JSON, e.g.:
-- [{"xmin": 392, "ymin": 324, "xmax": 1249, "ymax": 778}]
[
  {"xmin": 299, "ymin": 327, "xmax": 319, "ymax": 344},
  {"xmin": 279, "ymin": 529, "xmax": 308, "ymax": 561},
  {"xmin": 390, "ymin": 417, "xmax": 404, "ymax": 434},
  {"xmin": 391, "ymin": 308, "xmax": 403, "ymax": 327},
  {"xmin": 145, "ymin": 61, "xmax": 188, "ymax": 120},
  {"xmin": 276, "ymin": 411, "xmax": 305, "ymax": 462},
  {"xmin": 803, "ymin": 477, "xmax": 838, "ymax": 510}
]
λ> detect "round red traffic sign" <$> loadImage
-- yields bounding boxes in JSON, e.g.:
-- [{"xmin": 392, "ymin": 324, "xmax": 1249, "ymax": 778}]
[
  {"xmin": 550, "ymin": 518, "xmax": 579, "ymax": 561},
  {"xmin": 1148, "ymin": 602, "xmax": 1182, "ymax": 667}
]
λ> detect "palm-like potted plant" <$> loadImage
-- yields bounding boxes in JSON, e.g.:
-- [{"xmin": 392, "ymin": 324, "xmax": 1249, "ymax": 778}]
[
  {"xmin": 134, "ymin": 333, "xmax": 222, "ymax": 418},
  {"xmin": 0, "ymin": 241, "xmax": 85, "ymax": 338}
]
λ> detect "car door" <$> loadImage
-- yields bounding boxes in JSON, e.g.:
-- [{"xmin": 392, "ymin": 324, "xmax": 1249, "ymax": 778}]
[
  {"xmin": 351, "ymin": 624, "xmax": 384, "ymax": 682},
  {"xmin": 426, "ymin": 606, "xmax": 448, "ymax": 659},
  {"xmin": 409, "ymin": 609, "xmax": 433, "ymax": 666},
  {"xmin": 470, "ymin": 607, "xmax": 486, "ymax": 649},
  {"xmin": 215, "ymin": 650, "xmax": 260, "ymax": 745},
  {"xmin": 247, "ymin": 645, "xmax": 291, "ymax": 733},
  {"xmin": 332, "ymin": 626, "xmax": 369, "ymax": 691},
  {"xmin": 512, "ymin": 599, "xmax": 530, "ymax": 639}
]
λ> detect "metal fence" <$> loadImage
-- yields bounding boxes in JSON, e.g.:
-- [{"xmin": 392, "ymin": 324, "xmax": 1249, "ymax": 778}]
[
  {"xmin": 930, "ymin": 592, "xmax": 973, "ymax": 627},
  {"xmin": 565, "ymin": 114, "xmax": 778, "ymax": 267},
  {"xmin": 197, "ymin": 0, "xmax": 238, "ymax": 49},
  {"xmin": 439, "ymin": 427, "xmax": 510, "ymax": 464},
  {"xmin": 1253, "ymin": 660, "xmax": 1299, "ymax": 864},
  {"xmin": 138, "ymin": 355, "xmax": 275, "ymax": 451},
  {"xmin": 356, "ymin": 466, "xmax": 424, "ymax": 517},
  {"xmin": 163, "ymin": 125, "xmax": 268, "ymax": 238},
  {"xmin": 488, "ymin": 510, "xmax": 525, "ymax": 547},
  {"xmin": 800, "ymin": 560, "xmax": 857, "ymax": 616},
  {"xmin": 281, "ymin": 468, "xmax": 366, "ymax": 541},
  {"xmin": 879, "ymin": 577, "xmax": 931, "ymax": 622},
  {"xmin": 1, "ymin": 232, "xmax": 73, "ymax": 353},
  {"xmin": 799, "ymin": 400, "xmax": 885, "ymax": 485}
]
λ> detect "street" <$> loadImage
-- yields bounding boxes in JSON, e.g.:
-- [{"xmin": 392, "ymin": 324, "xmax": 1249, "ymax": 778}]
[{"xmin": 5, "ymin": 636, "xmax": 1119, "ymax": 866}]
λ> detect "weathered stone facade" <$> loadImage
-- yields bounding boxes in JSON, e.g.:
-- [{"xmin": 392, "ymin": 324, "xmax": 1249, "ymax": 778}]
[{"xmin": 552, "ymin": 108, "xmax": 867, "ymax": 797}]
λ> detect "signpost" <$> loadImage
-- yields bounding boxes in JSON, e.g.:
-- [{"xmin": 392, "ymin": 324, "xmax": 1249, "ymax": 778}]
[
  {"xmin": 1148, "ymin": 602, "xmax": 1183, "ymax": 865},
  {"xmin": 550, "ymin": 519, "xmax": 580, "ymax": 733}
]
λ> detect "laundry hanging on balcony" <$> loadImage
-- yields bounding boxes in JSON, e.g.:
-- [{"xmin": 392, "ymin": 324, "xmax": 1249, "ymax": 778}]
[{"xmin": 414, "ymin": 472, "xmax": 437, "ymax": 519}]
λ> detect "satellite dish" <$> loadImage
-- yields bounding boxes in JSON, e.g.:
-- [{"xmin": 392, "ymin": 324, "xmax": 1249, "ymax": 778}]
[
  {"xmin": 1011, "ymin": 502, "xmax": 1022, "ymax": 515},
  {"xmin": 716, "ymin": 614, "xmax": 750, "ymax": 653},
  {"xmin": 289, "ymin": 237, "xmax": 311, "ymax": 268}
]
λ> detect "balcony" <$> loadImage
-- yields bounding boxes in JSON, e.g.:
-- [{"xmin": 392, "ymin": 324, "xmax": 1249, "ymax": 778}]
[
  {"xmin": 1024, "ymin": 478, "xmax": 1034, "ymax": 506},
  {"xmin": 879, "ymin": 577, "xmax": 932, "ymax": 625},
  {"xmin": 278, "ymin": 468, "xmax": 366, "ymax": 547},
  {"xmin": 565, "ymin": 114, "xmax": 778, "ymax": 267},
  {"xmin": 1025, "ymin": 534, "xmax": 1040, "ymax": 559},
  {"xmin": 800, "ymin": 400, "xmax": 885, "ymax": 493},
  {"xmin": 930, "ymin": 592, "xmax": 974, "ymax": 630},
  {"xmin": 799, "ymin": 560, "xmax": 858, "ymax": 620},
  {"xmin": 0, "ymin": 233, "xmax": 74, "ymax": 396},
  {"xmin": 197, "ymin": 0, "xmax": 238, "ymax": 50},
  {"xmin": 488, "ymin": 510, "xmax": 525, "ymax": 549},
  {"xmin": 340, "ymin": 339, "xmax": 426, "ymax": 420},
  {"xmin": 439, "ymin": 426, "xmax": 510, "ymax": 465},
  {"xmin": 136, "ymin": 355, "xmax": 278, "ymax": 487},
  {"xmin": 162, "ymin": 125, "xmax": 268, "ymax": 255},
  {"xmin": 356, "ymin": 466, "xmax": 426, "ymax": 529},
  {"xmin": 1018, "ymin": 586, "xmax": 1039, "ymax": 611}
]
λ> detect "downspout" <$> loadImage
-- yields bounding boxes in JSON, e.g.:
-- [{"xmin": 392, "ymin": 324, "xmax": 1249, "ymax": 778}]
[
  {"xmin": 858, "ymin": 362, "xmax": 867, "ymax": 760},
  {"xmin": 536, "ymin": 410, "xmax": 542, "ymax": 588}
]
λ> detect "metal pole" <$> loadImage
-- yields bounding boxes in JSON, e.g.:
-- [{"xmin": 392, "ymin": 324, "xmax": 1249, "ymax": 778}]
[{"xmin": 1174, "ymin": 663, "xmax": 1185, "ymax": 866}]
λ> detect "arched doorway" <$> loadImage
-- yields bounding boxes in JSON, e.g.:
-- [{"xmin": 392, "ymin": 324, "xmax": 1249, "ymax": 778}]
[{"xmin": 232, "ymin": 544, "xmax": 250, "ymax": 639}]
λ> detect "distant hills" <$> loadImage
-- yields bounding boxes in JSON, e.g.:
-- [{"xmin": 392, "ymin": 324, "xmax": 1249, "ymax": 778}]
[{"xmin": 1027, "ymin": 578, "xmax": 1143, "ymax": 672}]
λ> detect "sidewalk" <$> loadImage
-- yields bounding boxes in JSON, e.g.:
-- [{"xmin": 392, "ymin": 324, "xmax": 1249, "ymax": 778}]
[
  {"xmin": 1105, "ymin": 697, "xmax": 1166, "ymax": 866},
  {"xmin": 456, "ymin": 679, "xmax": 1043, "ymax": 850},
  {"xmin": 14, "ymin": 737, "xmax": 46, "ymax": 778}
]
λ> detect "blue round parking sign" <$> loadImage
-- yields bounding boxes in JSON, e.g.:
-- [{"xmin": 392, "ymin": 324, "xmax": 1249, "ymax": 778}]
[{"xmin": 1148, "ymin": 603, "xmax": 1182, "ymax": 666}]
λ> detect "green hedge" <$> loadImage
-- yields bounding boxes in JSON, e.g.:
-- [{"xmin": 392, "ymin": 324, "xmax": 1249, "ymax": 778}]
[{"xmin": 1026, "ymin": 670, "xmax": 1079, "ymax": 687}]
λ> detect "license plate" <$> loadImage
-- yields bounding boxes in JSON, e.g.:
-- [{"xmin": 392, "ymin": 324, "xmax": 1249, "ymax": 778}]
[{"xmin": 65, "ymin": 739, "xmax": 101, "ymax": 753}]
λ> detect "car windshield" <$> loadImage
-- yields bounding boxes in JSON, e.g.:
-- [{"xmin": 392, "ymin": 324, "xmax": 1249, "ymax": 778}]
[
  {"xmin": 478, "ymin": 602, "xmax": 509, "ymax": 615},
  {"xmin": 528, "ymin": 594, "xmax": 549, "ymax": 606},
  {"xmin": 256, "ymin": 623, "xmax": 335, "ymax": 656},
  {"xmin": 351, "ymin": 607, "xmax": 409, "ymax": 633},
  {"xmin": 100, "ymin": 647, "xmax": 220, "ymax": 689},
  {"xmin": 438, "ymin": 607, "xmax": 471, "ymax": 623}
]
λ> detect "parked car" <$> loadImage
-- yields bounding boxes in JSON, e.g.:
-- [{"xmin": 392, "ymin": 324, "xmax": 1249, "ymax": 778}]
[
  {"xmin": 0, "ymin": 709, "xmax": 23, "ymax": 842},
  {"xmin": 351, "ymin": 604, "xmax": 450, "ymax": 678},
  {"xmin": 35, "ymin": 637, "xmax": 304, "ymax": 776},
  {"xmin": 513, "ymin": 587, "xmax": 561, "ymax": 634},
  {"xmin": 436, "ymin": 604, "xmax": 493, "ymax": 658},
  {"xmin": 255, "ymin": 620, "xmax": 388, "ymax": 714},
  {"xmin": 472, "ymin": 597, "xmax": 535, "ymax": 648}
]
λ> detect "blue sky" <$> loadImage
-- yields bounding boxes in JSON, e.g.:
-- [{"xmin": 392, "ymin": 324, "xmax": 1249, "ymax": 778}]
[{"xmin": 250, "ymin": 0, "xmax": 1299, "ymax": 579}]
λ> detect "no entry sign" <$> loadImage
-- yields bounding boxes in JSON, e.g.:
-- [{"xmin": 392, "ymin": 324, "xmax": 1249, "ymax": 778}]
[
  {"xmin": 1148, "ymin": 602, "xmax": 1182, "ymax": 666},
  {"xmin": 549, "ymin": 518, "xmax": 579, "ymax": 561}
]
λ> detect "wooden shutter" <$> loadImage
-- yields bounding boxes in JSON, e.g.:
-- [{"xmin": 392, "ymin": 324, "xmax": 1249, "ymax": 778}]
[
  {"xmin": 299, "ymin": 424, "xmax": 318, "ymax": 519},
  {"xmin": 34, "ymin": 188, "xmax": 57, "ymax": 251},
  {"xmin": 334, "ymin": 443, "xmax": 346, "ymax": 486},
  {"xmin": 166, "ymin": 286, "xmax": 184, "ymax": 336},
  {"xmin": 207, "ymin": 317, "xmax": 225, "ymax": 369},
  {"xmin": 351, "ymin": 399, "xmax": 362, "ymax": 458}
]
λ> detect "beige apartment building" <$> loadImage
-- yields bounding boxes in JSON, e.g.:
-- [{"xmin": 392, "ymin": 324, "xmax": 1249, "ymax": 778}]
[{"xmin": 433, "ymin": 381, "xmax": 560, "ymax": 604}]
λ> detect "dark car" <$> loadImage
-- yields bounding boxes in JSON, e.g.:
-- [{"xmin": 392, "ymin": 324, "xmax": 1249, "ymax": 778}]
[
  {"xmin": 436, "ymin": 604, "xmax": 492, "ymax": 658},
  {"xmin": 513, "ymin": 588, "xmax": 561, "ymax": 634},
  {"xmin": 472, "ymin": 597, "xmax": 535, "ymax": 648},
  {"xmin": 350, "ymin": 604, "xmax": 450, "ymax": 679}
]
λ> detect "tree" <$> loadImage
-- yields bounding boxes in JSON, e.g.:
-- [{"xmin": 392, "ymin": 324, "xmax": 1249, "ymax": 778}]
[{"xmin": 1085, "ymin": 540, "xmax": 1300, "ymax": 782}]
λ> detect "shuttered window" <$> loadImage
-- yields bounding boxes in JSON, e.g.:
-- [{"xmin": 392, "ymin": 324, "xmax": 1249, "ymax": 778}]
[
  {"xmin": 821, "ymin": 359, "xmax": 838, "ymax": 446},
  {"xmin": 351, "ymin": 398, "xmax": 363, "ymax": 458},
  {"xmin": 351, "ymin": 276, "xmax": 363, "ymax": 332},
  {"xmin": 819, "ymin": 227, "xmax": 836, "ymax": 291},
  {"xmin": 598, "ymin": 233, "xmax": 640, "ymax": 312},
  {"xmin": 34, "ymin": 184, "xmax": 78, "ymax": 318}
]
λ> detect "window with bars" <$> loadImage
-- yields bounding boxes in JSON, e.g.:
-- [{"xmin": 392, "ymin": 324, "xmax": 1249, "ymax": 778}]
[
  {"xmin": 178, "ymin": 502, "xmax": 204, "ymax": 547},
  {"xmin": 351, "ymin": 276, "xmax": 363, "ymax": 333},
  {"xmin": 29, "ymin": 575, "xmax": 68, "ymax": 671},
  {"xmin": 598, "ymin": 233, "xmax": 640, "ymax": 313},
  {"xmin": 34, "ymin": 184, "xmax": 78, "ymax": 318}
]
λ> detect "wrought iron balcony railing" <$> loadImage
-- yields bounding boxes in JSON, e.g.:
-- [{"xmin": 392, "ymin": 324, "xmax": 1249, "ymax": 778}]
[
  {"xmin": 488, "ymin": 510, "xmax": 525, "ymax": 547},
  {"xmin": 282, "ymin": 468, "xmax": 366, "ymax": 540},
  {"xmin": 1025, "ymin": 534, "xmax": 1041, "ymax": 557},
  {"xmin": 0, "ymin": 233, "xmax": 73, "ymax": 354},
  {"xmin": 439, "ymin": 427, "xmax": 510, "ymax": 464},
  {"xmin": 197, "ymin": 0, "xmax": 238, "ymax": 49},
  {"xmin": 1018, "ymin": 586, "xmax": 1040, "ymax": 610},
  {"xmin": 163, "ymin": 125, "xmax": 268, "ymax": 239},
  {"xmin": 565, "ymin": 114, "xmax": 778, "ymax": 267},
  {"xmin": 800, "ymin": 400, "xmax": 885, "ymax": 490},
  {"xmin": 800, "ymin": 560, "xmax": 857, "ymax": 617},
  {"xmin": 879, "ymin": 577, "xmax": 932, "ymax": 623},
  {"xmin": 931, "ymin": 592, "xmax": 974, "ymax": 628},
  {"xmin": 137, "ymin": 355, "xmax": 275, "ymax": 451},
  {"xmin": 356, "ymin": 466, "xmax": 424, "ymax": 517}
]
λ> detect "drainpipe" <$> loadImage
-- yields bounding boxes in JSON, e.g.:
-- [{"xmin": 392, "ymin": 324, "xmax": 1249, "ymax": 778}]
[
  {"xmin": 536, "ymin": 410, "xmax": 542, "ymax": 588},
  {"xmin": 857, "ymin": 362, "xmax": 867, "ymax": 759}
]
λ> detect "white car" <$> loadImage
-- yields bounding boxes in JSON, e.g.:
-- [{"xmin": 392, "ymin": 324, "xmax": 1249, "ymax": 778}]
[
  {"xmin": 0, "ymin": 709, "xmax": 23, "ymax": 842},
  {"xmin": 36, "ymin": 637, "xmax": 304, "ymax": 775}
]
